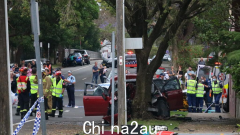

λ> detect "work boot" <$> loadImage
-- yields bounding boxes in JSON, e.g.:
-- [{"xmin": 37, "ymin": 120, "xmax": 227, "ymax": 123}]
[
  {"xmin": 58, "ymin": 111, "xmax": 63, "ymax": 118},
  {"xmin": 15, "ymin": 112, "xmax": 20, "ymax": 116},
  {"xmin": 49, "ymin": 110, "xmax": 55, "ymax": 117},
  {"xmin": 45, "ymin": 113, "xmax": 49, "ymax": 120},
  {"xmin": 21, "ymin": 112, "xmax": 26, "ymax": 119}
]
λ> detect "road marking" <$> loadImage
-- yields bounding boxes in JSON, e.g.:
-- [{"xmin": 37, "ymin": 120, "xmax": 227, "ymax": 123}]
[
  {"xmin": 13, "ymin": 119, "xmax": 35, "ymax": 126},
  {"xmin": 64, "ymin": 110, "xmax": 70, "ymax": 112},
  {"xmin": 82, "ymin": 78, "xmax": 86, "ymax": 80}
]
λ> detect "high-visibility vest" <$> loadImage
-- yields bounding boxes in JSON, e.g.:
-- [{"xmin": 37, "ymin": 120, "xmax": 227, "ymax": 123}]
[
  {"xmin": 29, "ymin": 75, "xmax": 38, "ymax": 94},
  {"xmin": 196, "ymin": 83, "xmax": 204, "ymax": 97},
  {"xmin": 17, "ymin": 75, "xmax": 29, "ymax": 94},
  {"xmin": 52, "ymin": 78, "xmax": 63, "ymax": 97},
  {"xmin": 212, "ymin": 81, "xmax": 222, "ymax": 94},
  {"xmin": 187, "ymin": 80, "xmax": 197, "ymax": 94}
]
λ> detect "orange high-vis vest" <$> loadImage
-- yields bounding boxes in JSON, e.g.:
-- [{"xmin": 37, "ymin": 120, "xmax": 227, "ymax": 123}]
[{"xmin": 17, "ymin": 76, "xmax": 29, "ymax": 94}]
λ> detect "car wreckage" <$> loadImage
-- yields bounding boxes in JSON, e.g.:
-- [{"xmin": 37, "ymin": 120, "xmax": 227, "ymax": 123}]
[{"xmin": 83, "ymin": 75, "xmax": 185, "ymax": 124}]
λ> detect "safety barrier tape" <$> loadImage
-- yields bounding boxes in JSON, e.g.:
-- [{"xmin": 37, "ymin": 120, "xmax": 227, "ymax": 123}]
[{"xmin": 13, "ymin": 97, "xmax": 44, "ymax": 135}]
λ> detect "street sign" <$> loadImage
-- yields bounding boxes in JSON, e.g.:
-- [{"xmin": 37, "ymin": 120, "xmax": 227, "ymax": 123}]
[
  {"xmin": 218, "ymin": 72, "xmax": 226, "ymax": 82},
  {"xmin": 48, "ymin": 43, "xmax": 50, "ymax": 48},
  {"xmin": 125, "ymin": 38, "xmax": 143, "ymax": 49},
  {"xmin": 119, "ymin": 56, "xmax": 123, "ymax": 65}
]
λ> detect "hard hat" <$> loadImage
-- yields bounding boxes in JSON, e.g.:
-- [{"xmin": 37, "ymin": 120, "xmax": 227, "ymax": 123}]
[{"xmin": 55, "ymin": 71, "xmax": 61, "ymax": 76}]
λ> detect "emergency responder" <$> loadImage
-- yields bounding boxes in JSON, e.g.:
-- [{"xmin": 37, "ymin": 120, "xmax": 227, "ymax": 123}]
[
  {"xmin": 186, "ymin": 74, "xmax": 198, "ymax": 112},
  {"xmin": 17, "ymin": 67, "xmax": 30, "ymax": 119},
  {"xmin": 45, "ymin": 68, "xmax": 53, "ymax": 114},
  {"xmin": 50, "ymin": 71, "xmax": 65, "ymax": 118},
  {"xmin": 29, "ymin": 68, "xmax": 38, "ymax": 116},
  {"xmin": 210, "ymin": 76, "xmax": 223, "ymax": 113},
  {"xmin": 34, "ymin": 69, "xmax": 52, "ymax": 120},
  {"xmin": 15, "ymin": 71, "xmax": 21, "ymax": 116},
  {"xmin": 65, "ymin": 70, "xmax": 76, "ymax": 107},
  {"xmin": 46, "ymin": 60, "xmax": 52, "ymax": 75},
  {"xmin": 201, "ymin": 76, "xmax": 212, "ymax": 111},
  {"xmin": 196, "ymin": 79, "xmax": 205, "ymax": 113}
]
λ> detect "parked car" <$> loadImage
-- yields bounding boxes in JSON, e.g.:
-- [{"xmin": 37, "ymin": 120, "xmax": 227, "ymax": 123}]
[
  {"xmin": 102, "ymin": 57, "xmax": 117, "ymax": 68},
  {"xmin": 62, "ymin": 54, "xmax": 77, "ymax": 67},
  {"xmin": 73, "ymin": 52, "xmax": 84, "ymax": 66},
  {"xmin": 74, "ymin": 50, "xmax": 90, "ymax": 64},
  {"xmin": 83, "ymin": 75, "xmax": 183, "ymax": 124},
  {"xmin": 25, "ymin": 59, "xmax": 43, "ymax": 70},
  {"xmin": 163, "ymin": 54, "xmax": 171, "ymax": 61}
]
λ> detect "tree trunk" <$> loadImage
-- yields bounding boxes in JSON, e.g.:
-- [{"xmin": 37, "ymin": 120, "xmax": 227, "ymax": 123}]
[
  {"xmin": 0, "ymin": 1, "xmax": 11, "ymax": 134},
  {"xmin": 132, "ymin": 49, "xmax": 154, "ymax": 119},
  {"xmin": 15, "ymin": 45, "xmax": 23, "ymax": 64}
]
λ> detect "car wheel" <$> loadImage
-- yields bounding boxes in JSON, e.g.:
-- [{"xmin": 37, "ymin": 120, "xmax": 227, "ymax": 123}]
[
  {"xmin": 88, "ymin": 60, "xmax": 90, "ymax": 64},
  {"xmin": 73, "ymin": 61, "xmax": 76, "ymax": 67},
  {"xmin": 157, "ymin": 99, "xmax": 170, "ymax": 118},
  {"xmin": 80, "ymin": 61, "xmax": 83, "ymax": 66}
]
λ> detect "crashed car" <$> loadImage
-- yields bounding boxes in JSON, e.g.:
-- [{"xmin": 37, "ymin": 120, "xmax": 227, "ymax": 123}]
[{"xmin": 83, "ymin": 76, "xmax": 183, "ymax": 124}]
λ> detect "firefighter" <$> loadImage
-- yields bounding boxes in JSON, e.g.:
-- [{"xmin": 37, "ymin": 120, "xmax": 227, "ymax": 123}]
[
  {"xmin": 196, "ymin": 80, "xmax": 205, "ymax": 113},
  {"xmin": 186, "ymin": 74, "xmax": 197, "ymax": 112},
  {"xmin": 15, "ymin": 71, "xmax": 21, "ymax": 116},
  {"xmin": 34, "ymin": 69, "xmax": 52, "ymax": 120},
  {"xmin": 17, "ymin": 67, "xmax": 30, "ymax": 119},
  {"xmin": 45, "ymin": 68, "xmax": 53, "ymax": 114},
  {"xmin": 50, "ymin": 71, "xmax": 65, "ymax": 118},
  {"xmin": 29, "ymin": 68, "xmax": 38, "ymax": 116},
  {"xmin": 210, "ymin": 75, "xmax": 223, "ymax": 113}
]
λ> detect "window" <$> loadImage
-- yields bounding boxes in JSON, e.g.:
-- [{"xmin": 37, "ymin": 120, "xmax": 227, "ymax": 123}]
[
  {"xmin": 84, "ymin": 84, "xmax": 109, "ymax": 96},
  {"xmin": 153, "ymin": 79, "xmax": 165, "ymax": 90},
  {"xmin": 163, "ymin": 78, "xmax": 180, "ymax": 91}
]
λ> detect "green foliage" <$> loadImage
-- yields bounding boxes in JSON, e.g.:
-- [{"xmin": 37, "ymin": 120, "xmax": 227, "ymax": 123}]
[
  {"xmin": 177, "ymin": 45, "xmax": 203, "ymax": 71},
  {"xmin": 149, "ymin": 46, "xmax": 158, "ymax": 58},
  {"xmin": 8, "ymin": 0, "xmax": 100, "ymax": 62},
  {"xmin": 223, "ymin": 62, "xmax": 240, "ymax": 96}
]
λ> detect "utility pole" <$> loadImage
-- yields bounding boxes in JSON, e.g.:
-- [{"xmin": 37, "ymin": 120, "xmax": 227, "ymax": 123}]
[
  {"xmin": 0, "ymin": 0, "xmax": 12, "ymax": 134},
  {"xmin": 30, "ymin": 0, "xmax": 46, "ymax": 134},
  {"xmin": 116, "ymin": 0, "xmax": 126, "ymax": 127}
]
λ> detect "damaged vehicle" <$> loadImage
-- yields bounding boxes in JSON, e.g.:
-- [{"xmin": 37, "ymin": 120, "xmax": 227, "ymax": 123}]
[{"xmin": 83, "ymin": 76, "xmax": 183, "ymax": 124}]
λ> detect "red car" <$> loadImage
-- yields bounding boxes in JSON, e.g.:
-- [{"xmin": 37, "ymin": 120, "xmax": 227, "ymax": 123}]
[{"xmin": 83, "ymin": 75, "xmax": 183, "ymax": 124}]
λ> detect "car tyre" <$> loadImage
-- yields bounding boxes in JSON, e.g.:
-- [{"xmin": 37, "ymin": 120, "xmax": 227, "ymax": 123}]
[
  {"xmin": 157, "ymin": 99, "xmax": 170, "ymax": 118},
  {"xmin": 87, "ymin": 60, "xmax": 90, "ymax": 64}
]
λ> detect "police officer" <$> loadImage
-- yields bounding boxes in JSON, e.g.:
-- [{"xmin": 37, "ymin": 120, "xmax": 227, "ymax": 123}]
[
  {"xmin": 201, "ymin": 76, "xmax": 212, "ymax": 111},
  {"xmin": 186, "ymin": 74, "xmax": 197, "ymax": 112},
  {"xmin": 196, "ymin": 80, "xmax": 205, "ymax": 113},
  {"xmin": 50, "ymin": 71, "xmax": 65, "ymax": 118},
  {"xmin": 210, "ymin": 76, "xmax": 223, "ymax": 113},
  {"xmin": 65, "ymin": 70, "xmax": 76, "ymax": 107},
  {"xmin": 17, "ymin": 67, "xmax": 30, "ymax": 119},
  {"xmin": 29, "ymin": 68, "xmax": 38, "ymax": 116}
]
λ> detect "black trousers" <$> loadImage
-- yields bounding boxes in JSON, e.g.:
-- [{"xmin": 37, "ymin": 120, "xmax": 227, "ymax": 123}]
[
  {"xmin": 100, "ymin": 75, "xmax": 105, "ymax": 83},
  {"xmin": 67, "ymin": 85, "xmax": 75, "ymax": 106},
  {"xmin": 30, "ymin": 93, "xmax": 38, "ymax": 112},
  {"xmin": 52, "ymin": 96, "xmax": 63, "ymax": 112},
  {"xmin": 44, "ymin": 97, "xmax": 49, "ymax": 113},
  {"xmin": 19, "ymin": 92, "xmax": 29, "ymax": 114}
]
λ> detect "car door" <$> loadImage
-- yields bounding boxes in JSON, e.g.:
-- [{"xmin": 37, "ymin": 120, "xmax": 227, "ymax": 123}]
[
  {"xmin": 83, "ymin": 84, "xmax": 110, "ymax": 116},
  {"xmin": 162, "ymin": 78, "xmax": 183, "ymax": 110}
]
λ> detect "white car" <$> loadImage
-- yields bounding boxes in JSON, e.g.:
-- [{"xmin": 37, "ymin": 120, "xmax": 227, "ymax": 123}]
[{"xmin": 25, "ymin": 59, "xmax": 43, "ymax": 70}]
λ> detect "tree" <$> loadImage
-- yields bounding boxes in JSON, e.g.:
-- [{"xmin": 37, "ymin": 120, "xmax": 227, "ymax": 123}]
[
  {"xmin": 0, "ymin": 0, "xmax": 11, "ymax": 134},
  {"xmin": 103, "ymin": 0, "xmax": 215, "ymax": 119}
]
